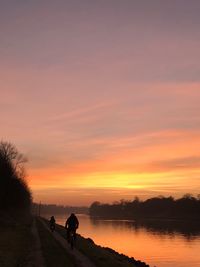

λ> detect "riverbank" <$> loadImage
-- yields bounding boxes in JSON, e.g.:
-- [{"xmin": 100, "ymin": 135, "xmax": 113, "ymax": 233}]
[
  {"xmin": 0, "ymin": 215, "xmax": 149, "ymax": 267},
  {"xmin": 0, "ymin": 217, "xmax": 32, "ymax": 267},
  {"xmin": 42, "ymin": 217, "xmax": 149, "ymax": 267}
]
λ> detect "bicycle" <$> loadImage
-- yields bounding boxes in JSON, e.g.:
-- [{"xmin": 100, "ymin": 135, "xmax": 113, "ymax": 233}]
[
  {"xmin": 67, "ymin": 229, "xmax": 76, "ymax": 249},
  {"xmin": 50, "ymin": 223, "xmax": 55, "ymax": 232}
]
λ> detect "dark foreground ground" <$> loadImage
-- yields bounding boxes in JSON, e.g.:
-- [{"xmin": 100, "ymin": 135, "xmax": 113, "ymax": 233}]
[{"xmin": 0, "ymin": 215, "xmax": 149, "ymax": 267}]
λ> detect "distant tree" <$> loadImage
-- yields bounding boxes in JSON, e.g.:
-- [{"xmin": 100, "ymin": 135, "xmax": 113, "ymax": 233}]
[
  {"xmin": 182, "ymin": 193, "xmax": 194, "ymax": 200},
  {"xmin": 89, "ymin": 194, "xmax": 200, "ymax": 219},
  {"xmin": 0, "ymin": 141, "xmax": 32, "ymax": 213},
  {"xmin": 132, "ymin": 196, "xmax": 140, "ymax": 203}
]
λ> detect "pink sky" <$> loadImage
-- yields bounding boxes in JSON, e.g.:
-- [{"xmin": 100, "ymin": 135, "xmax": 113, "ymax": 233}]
[{"xmin": 0, "ymin": 1, "xmax": 200, "ymax": 205}]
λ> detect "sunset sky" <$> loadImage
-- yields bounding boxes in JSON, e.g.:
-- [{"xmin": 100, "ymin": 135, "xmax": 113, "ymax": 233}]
[{"xmin": 1, "ymin": 1, "xmax": 200, "ymax": 205}]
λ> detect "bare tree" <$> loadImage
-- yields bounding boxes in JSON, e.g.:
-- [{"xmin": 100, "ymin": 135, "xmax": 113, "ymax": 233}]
[
  {"xmin": 0, "ymin": 141, "xmax": 27, "ymax": 178},
  {"xmin": 0, "ymin": 141, "xmax": 31, "ymax": 212}
]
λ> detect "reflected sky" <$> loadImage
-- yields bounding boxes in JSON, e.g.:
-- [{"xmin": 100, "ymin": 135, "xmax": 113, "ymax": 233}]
[{"xmin": 44, "ymin": 213, "xmax": 200, "ymax": 267}]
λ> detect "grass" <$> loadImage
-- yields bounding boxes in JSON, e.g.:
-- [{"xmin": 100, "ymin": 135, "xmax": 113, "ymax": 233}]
[
  {"xmin": 0, "ymin": 215, "xmax": 148, "ymax": 267},
  {"xmin": 41, "ymin": 218, "xmax": 145, "ymax": 267},
  {"xmin": 36, "ymin": 218, "xmax": 77, "ymax": 267},
  {"xmin": 0, "ymin": 223, "xmax": 32, "ymax": 267}
]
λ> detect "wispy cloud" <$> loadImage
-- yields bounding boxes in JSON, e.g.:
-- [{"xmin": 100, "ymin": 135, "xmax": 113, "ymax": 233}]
[{"xmin": 1, "ymin": 1, "xmax": 200, "ymax": 204}]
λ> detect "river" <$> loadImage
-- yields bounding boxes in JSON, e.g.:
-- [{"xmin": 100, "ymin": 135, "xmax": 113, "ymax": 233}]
[{"xmin": 44, "ymin": 213, "xmax": 200, "ymax": 267}]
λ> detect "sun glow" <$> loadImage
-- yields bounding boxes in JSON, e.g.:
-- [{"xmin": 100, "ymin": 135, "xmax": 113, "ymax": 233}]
[{"xmin": 1, "ymin": 1, "xmax": 200, "ymax": 205}]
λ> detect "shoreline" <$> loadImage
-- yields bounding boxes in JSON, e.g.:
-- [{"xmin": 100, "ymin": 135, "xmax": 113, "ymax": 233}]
[{"xmin": 43, "ymin": 217, "xmax": 150, "ymax": 267}]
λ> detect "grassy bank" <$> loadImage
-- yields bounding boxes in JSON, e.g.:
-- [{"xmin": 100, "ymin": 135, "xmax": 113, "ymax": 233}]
[
  {"xmin": 41, "ymin": 218, "xmax": 149, "ymax": 267},
  {"xmin": 0, "ymin": 219, "xmax": 32, "ymax": 267},
  {"xmin": 0, "ymin": 215, "xmax": 149, "ymax": 267},
  {"xmin": 36, "ymin": 218, "xmax": 77, "ymax": 267},
  {"xmin": 0, "ymin": 215, "xmax": 77, "ymax": 267}
]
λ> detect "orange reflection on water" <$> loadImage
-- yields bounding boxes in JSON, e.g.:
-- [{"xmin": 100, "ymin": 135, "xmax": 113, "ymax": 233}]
[{"xmin": 50, "ymin": 214, "xmax": 200, "ymax": 267}]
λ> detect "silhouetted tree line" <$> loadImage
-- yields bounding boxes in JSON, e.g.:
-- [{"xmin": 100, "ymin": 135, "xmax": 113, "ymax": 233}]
[
  {"xmin": 0, "ymin": 141, "xmax": 32, "ymax": 216},
  {"xmin": 90, "ymin": 195, "xmax": 200, "ymax": 220},
  {"xmin": 32, "ymin": 203, "xmax": 88, "ymax": 215}
]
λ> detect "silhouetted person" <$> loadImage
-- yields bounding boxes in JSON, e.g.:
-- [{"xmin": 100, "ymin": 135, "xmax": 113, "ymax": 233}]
[
  {"xmin": 49, "ymin": 216, "xmax": 56, "ymax": 232},
  {"xmin": 65, "ymin": 213, "xmax": 79, "ymax": 241}
]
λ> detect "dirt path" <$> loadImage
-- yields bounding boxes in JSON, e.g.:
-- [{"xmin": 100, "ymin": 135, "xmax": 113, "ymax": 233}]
[
  {"xmin": 38, "ymin": 218, "xmax": 96, "ymax": 267},
  {"xmin": 27, "ymin": 218, "xmax": 46, "ymax": 267}
]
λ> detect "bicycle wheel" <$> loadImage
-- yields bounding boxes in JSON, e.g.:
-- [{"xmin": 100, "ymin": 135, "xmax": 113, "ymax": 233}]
[{"xmin": 70, "ymin": 232, "xmax": 75, "ymax": 249}]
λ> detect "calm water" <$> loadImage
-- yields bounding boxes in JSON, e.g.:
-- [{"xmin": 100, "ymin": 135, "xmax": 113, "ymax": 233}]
[{"xmin": 44, "ymin": 214, "xmax": 200, "ymax": 267}]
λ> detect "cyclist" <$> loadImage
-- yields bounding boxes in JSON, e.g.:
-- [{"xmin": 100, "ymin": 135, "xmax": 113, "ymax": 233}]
[
  {"xmin": 65, "ymin": 213, "xmax": 79, "ymax": 243},
  {"xmin": 49, "ymin": 216, "xmax": 56, "ymax": 232}
]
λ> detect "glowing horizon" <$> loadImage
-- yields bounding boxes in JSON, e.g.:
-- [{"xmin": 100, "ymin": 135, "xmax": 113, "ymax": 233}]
[{"xmin": 1, "ymin": 1, "xmax": 200, "ymax": 205}]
